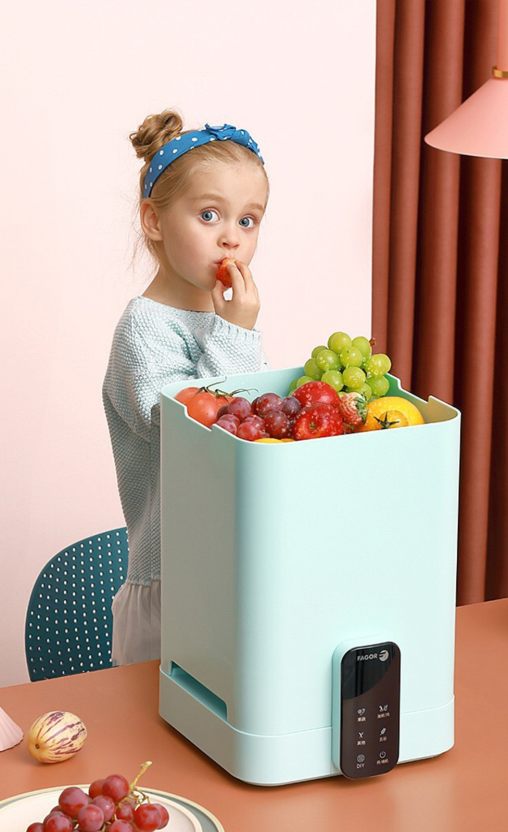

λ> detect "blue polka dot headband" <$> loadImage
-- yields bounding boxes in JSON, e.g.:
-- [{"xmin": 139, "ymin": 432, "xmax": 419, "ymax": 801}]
[{"xmin": 143, "ymin": 123, "xmax": 264, "ymax": 198}]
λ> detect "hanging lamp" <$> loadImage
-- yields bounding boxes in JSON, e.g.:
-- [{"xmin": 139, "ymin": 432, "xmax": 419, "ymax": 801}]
[{"xmin": 425, "ymin": 0, "xmax": 508, "ymax": 158}]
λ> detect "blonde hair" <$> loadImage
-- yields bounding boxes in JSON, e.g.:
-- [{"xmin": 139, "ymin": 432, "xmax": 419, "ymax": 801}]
[{"xmin": 129, "ymin": 108, "xmax": 269, "ymax": 263}]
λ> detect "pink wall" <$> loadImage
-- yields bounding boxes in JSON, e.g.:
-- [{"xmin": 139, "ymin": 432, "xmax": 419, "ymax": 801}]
[{"xmin": 0, "ymin": 1, "xmax": 376, "ymax": 685}]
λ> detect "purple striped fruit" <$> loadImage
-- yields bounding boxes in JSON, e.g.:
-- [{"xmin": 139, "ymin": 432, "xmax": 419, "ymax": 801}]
[{"xmin": 27, "ymin": 710, "xmax": 87, "ymax": 763}]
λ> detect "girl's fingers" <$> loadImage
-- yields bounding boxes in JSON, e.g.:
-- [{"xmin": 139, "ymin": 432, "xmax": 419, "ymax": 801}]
[
  {"xmin": 231, "ymin": 259, "xmax": 258, "ymax": 297},
  {"xmin": 233, "ymin": 259, "xmax": 250, "ymax": 283},
  {"xmin": 211, "ymin": 280, "xmax": 226, "ymax": 310},
  {"xmin": 227, "ymin": 260, "xmax": 246, "ymax": 294},
  {"xmin": 212, "ymin": 261, "xmax": 258, "ymax": 314}
]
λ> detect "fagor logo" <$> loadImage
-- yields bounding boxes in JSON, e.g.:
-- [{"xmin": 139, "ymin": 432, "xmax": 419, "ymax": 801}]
[{"xmin": 357, "ymin": 649, "xmax": 390, "ymax": 662}]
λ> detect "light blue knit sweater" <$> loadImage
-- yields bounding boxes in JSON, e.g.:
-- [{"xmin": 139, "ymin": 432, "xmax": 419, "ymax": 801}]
[{"xmin": 102, "ymin": 296, "xmax": 268, "ymax": 585}]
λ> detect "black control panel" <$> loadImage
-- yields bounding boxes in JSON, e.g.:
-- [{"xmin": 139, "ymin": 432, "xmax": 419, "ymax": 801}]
[{"xmin": 340, "ymin": 641, "xmax": 400, "ymax": 779}]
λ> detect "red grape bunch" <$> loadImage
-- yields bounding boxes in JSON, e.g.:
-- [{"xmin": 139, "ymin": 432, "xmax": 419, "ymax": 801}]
[
  {"xmin": 215, "ymin": 392, "xmax": 303, "ymax": 440},
  {"xmin": 25, "ymin": 762, "xmax": 169, "ymax": 832}
]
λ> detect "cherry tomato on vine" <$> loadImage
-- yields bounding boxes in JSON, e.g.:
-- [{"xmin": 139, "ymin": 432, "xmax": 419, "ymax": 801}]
[
  {"xmin": 174, "ymin": 387, "xmax": 200, "ymax": 406},
  {"xmin": 175, "ymin": 386, "xmax": 235, "ymax": 428}
]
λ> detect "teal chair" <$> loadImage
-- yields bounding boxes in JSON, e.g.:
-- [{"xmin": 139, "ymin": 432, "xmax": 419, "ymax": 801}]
[{"xmin": 25, "ymin": 528, "xmax": 128, "ymax": 681}]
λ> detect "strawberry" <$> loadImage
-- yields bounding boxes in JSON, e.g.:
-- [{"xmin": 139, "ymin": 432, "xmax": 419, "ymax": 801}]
[
  {"xmin": 292, "ymin": 402, "xmax": 344, "ymax": 440},
  {"xmin": 216, "ymin": 258, "xmax": 235, "ymax": 289},
  {"xmin": 336, "ymin": 392, "xmax": 368, "ymax": 432}
]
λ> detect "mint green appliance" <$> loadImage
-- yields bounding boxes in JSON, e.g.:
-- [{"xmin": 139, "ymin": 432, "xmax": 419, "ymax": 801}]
[{"xmin": 159, "ymin": 367, "xmax": 461, "ymax": 785}]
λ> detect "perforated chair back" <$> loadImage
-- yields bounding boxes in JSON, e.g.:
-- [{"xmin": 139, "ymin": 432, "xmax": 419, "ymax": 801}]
[{"xmin": 25, "ymin": 527, "xmax": 128, "ymax": 681}]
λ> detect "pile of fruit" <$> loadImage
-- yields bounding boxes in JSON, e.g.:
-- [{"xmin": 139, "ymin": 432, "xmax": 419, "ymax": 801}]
[
  {"xmin": 175, "ymin": 379, "xmax": 424, "ymax": 441},
  {"xmin": 25, "ymin": 762, "xmax": 169, "ymax": 832},
  {"xmin": 173, "ymin": 330, "xmax": 425, "ymax": 441},
  {"xmin": 291, "ymin": 331, "xmax": 392, "ymax": 400}
]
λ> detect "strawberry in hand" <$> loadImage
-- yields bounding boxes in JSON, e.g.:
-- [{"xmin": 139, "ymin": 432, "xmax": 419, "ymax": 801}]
[{"xmin": 216, "ymin": 258, "xmax": 236, "ymax": 289}]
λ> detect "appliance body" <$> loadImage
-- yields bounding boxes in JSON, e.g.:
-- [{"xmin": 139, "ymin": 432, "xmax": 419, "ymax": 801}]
[{"xmin": 159, "ymin": 368, "xmax": 461, "ymax": 785}]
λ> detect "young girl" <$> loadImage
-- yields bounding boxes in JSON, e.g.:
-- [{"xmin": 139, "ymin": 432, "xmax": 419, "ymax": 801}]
[{"xmin": 102, "ymin": 109, "xmax": 270, "ymax": 666}]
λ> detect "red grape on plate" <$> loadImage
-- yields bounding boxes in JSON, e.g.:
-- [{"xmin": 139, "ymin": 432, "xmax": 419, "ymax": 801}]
[
  {"xmin": 88, "ymin": 779, "xmax": 105, "ymax": 799},
  {"xmin": 102, "ymin": 774, "xmax": 130, "ymax": 803},
  {"xmin": 115, "ymin": 801, "xmax": 135, "ymax": 821},
  {"xmin": 43, "ymin": 814, "xmax": 73, "ymax": 832},
  {"xmin": 133, "ymin": 803, "xmax": 162, "ymax": 831},
  {"xmin": 58, "ymin": 787, "xmax": 90, "ymax": 818},
  {"xmin": 152, "ymin": 803, "xmax": 170, "ymax": 827},
  {"xmin": 76, "ymin": 803, "xmax": 104, "ymax": 832},
  {"xmin": 91, "ymin": 794, "xmax": 115, "ymax": 821}
]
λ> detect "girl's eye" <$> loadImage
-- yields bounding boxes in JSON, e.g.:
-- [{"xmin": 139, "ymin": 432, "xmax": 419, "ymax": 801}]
[
  {"xmin": 201, "ymin": 209, "xmax": 219, "ymax": 222},
  {"xmin": 239, "ymin": 216, "xmax": 256, "ymax": 228}
]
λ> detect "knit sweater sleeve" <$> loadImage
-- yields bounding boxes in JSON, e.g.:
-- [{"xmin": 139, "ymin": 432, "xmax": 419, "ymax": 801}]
[
  {"xmin": 103, "ymin": 308, "xmax": 269, "ymax": 442},
  {"xmin": 197, "ymin": 314, "xmax": 270, "ymax": 377}
]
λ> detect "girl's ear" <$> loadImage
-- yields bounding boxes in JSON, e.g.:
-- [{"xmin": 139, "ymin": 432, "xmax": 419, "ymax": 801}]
[{"xmin": 140, "ymin": 200, "xmax": 163, "ymax": 241}]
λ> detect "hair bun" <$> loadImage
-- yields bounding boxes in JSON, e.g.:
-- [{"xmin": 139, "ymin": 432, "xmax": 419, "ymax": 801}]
[{"xmin": 129, "ymin": 109, "xmax": 184, "ymax": 163}]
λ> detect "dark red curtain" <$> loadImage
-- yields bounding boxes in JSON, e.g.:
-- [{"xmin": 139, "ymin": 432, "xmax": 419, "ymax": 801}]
[{"xmin": 373, "ymin": 0, "xmax": 508, "ymax": 604}]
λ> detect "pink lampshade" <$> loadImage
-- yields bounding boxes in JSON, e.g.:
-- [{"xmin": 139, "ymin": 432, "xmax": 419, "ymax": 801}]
[
  {"xmin": 0, "ymin": 706, "xmax": 23, "ymax": 751},
  {"xmin": 424, "ymin": 0, "xmax": 508, "ymax": 158}
]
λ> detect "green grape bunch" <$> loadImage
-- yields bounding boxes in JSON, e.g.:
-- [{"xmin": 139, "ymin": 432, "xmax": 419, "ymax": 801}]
[{"xmin": 289, "ymin": 332, "xmax": 392, "ymax": 400}]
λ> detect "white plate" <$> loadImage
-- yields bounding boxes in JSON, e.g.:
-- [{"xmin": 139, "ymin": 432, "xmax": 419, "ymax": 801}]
[{"xmin": 0, "ymin": 785, "xmax": 224, "ymax": 832}]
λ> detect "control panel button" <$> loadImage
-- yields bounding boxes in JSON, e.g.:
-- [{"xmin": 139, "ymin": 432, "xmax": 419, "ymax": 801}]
[{"xmin": 339, "ymin": 641, "xmax": 400, "ymax": 779}]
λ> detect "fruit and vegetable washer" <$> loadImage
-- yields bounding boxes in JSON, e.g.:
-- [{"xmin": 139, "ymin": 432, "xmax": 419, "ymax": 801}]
[{"xmin": 159, "ymin": 366, "xmax": 461, "ymax": 785}]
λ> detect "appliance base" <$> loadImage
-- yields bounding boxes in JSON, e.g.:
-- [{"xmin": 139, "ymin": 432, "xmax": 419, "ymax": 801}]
[{"xmin": 159, "ymin": 668, "xmax": 454, "ymax": 786}]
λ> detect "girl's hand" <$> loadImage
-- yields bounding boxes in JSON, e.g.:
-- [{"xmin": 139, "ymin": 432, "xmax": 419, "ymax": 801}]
[{"xmin": 211, "ymin": 260, "xmax": 260, "ymax": 330}]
